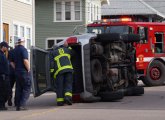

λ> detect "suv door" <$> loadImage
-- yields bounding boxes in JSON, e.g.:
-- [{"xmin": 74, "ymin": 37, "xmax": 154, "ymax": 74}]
[{"xmin": 30, "ymin": 46, "xmax": 54, "ymax": 97}]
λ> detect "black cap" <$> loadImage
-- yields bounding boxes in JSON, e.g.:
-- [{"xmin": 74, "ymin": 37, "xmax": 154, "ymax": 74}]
[{"xmin": 0, "ymin": 41, "xmax": 9, "ymax": 48}]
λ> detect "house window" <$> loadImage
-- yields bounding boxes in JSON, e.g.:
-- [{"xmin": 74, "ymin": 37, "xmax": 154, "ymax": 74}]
[
  {"xmin": 94, "ymin": 5, "xmax": 96, "ymax": 20},
  {"xmin": 54, "ymin": 0, "xmax": 81, "ymax": 22},
  {"xmin": 56, "ymin": 2, "xmax": 62, "ymax": 21},
  {"xmin": 87, "ymin": 2, "xmax": 90, "ymax": 22},
  {"xmin": 65, "ymin": 2, "xmax": 71, "ymax": 20},
  {"xmin": 96, "ymin": 6, "xmax": 99, "ymax": 20},
  {"xmin": 74, "ymin": 1, "xmax": 80, "ymax": 20},
  {"xmin": 13, "ymin": 23, "xmax": 32, "ymax": 49},
  {"xmin": 26, "ymin": 27, "xmax": 31, "ymax": 49},
  {"xmin": 46, "ymin": 38, "xmax": 65, "ymax": 49},
  {"xmin": 87, "ymin": 3, "xmax": 100, "ymax": 22},
  {"xmin": 91, "ymin": 3, "xmax": 93, "ymax": 21},
  {"xmin": 14, "ymin": 25, "xmax": 18, "ymax": 43},
  {"xmin": 20, "ymin": 26, "xmax": 25, "ymax": 37}
]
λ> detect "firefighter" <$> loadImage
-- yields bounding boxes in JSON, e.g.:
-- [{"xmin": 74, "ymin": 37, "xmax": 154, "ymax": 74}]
[
  {"xmin": 50, "ymin": 41, "xmax": 74, "ymax": 106},
  {"xmin": 11, "ymin": 38, "xmax": 31, "ymax": 111},
  {"xmin": 0, "ymin": 41, "xmax": 9, "ymax": 110}
]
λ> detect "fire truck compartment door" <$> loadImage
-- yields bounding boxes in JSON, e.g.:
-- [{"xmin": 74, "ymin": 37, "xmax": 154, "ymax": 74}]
[{"xmin": 30, "ymin": 46, "xmax": 54, "ymax": 97}]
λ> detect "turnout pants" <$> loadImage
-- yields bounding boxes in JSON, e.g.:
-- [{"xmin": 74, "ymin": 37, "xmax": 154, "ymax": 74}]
[
  {"xmin": 15, "ymin": 71, "xmax": 31, "ymax": 107},
  {"xmin": 56, "ymin": 72, "xmax": 73, "ymax": 103}
]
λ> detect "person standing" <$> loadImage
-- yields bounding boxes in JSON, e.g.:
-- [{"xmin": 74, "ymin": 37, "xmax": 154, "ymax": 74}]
[
  {"xmin": 0, "ymin": 41, "xmax": 9, "ymax": 110},
  {"xmin": 11, "ymin": 38, "xmax": 31, "ymax": 111},
  {"xmin": 50, "ymin": 42, "xmax": 74, "ymax": 106},
  {"xmin": 7, "ymin": 46, "xmax": 16, "ymax": 106}
]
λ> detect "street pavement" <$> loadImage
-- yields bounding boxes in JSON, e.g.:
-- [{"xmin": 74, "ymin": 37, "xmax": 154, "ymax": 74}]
[{"xmin": 1, "ymin": 83, "xmax": 165, "ymax": 120}]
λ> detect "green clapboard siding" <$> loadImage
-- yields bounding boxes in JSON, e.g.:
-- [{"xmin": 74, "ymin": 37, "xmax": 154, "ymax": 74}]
[{"xmin": 35, "ymin": 0, "xmax": 86, "ymax": 48}]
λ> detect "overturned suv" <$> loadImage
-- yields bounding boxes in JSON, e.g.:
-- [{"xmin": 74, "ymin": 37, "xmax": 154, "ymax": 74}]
[{"xmin": 31, "ymin": 33, "xmax": 144, "ymax": 102}]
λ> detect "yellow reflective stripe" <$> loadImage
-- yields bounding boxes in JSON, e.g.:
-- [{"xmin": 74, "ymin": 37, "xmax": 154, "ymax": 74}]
[
  {"xmin": 54, "ymin": 54, "xmax": 71, "ymax": 69},
  {"xmin": 54, "ymin": 65, "xmax": 73, "ymax": 79},
  {"xmin": 65, "ymin": 92, "xmax": 72, "ymax": 97},
  {"xmin": 58, "ymin": 48, "xmax": 65, "ymax": 54},
  {"xmin": 50, "ymin": 69, "xmax": 54, "ymax": 73},
  {"xmin": 54, "ymin": 53, "xmax": 71, "ymax": 60},
  {"xmin": 68, "ymin": 47, "xmax": 72, "ymax": 50},
  {"xmin": 56, "ymin": 59, "xmax": 61, "ymax": 69},
  {"xmin": 57, "ymin": 98, "xmax": 64, "ymax": 102}
]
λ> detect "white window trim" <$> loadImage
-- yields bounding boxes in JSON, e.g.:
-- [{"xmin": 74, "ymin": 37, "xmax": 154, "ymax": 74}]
[
  {"xmin": 54, "ymin": 0, "xmax": 82, "ymax": 22},
  {"xmin": 16, "ymin": 0, "xmax": 32, "ymax": 5},
  {"xmin": 45, "ymin": 37, "xmax": 66, "ymax": 49},
  {"xmin": 87, "ymin": 1, "xmax": 101, "ymax": 23},
  {"xmin": 13, "ymin": 21, "xmax": 32, "ymax": 50}
]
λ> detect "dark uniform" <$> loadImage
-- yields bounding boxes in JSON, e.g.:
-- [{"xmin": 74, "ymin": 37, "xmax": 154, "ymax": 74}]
[
  {"xmin": 0, "ymin": 42, "xmax": 9, "ymax": 110},
  {"xmin": 8, "ymin": 48, "xmax": 16, "ymax": 106},
  {"xmin": 12, "ymin": 44, "xmax": 31, "ymax": 110},
  {"xmin": 50, "ymin": 46, "xmax": 73, "ymax": 106}
]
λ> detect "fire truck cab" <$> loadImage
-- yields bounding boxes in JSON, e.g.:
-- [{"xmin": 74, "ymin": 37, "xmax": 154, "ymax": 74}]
[{"xmin": 87, "ymin": 18, "xmax": 165, "ymax": 86}]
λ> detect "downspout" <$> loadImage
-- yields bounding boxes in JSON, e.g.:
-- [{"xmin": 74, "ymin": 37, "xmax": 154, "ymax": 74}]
[
  {"xmin": 32, "ymin": 0, "xmax": 35, "ymax": 46},
  {"xmin": 0, "ymin": 0, "xmax": 2, "ymax": 42}
]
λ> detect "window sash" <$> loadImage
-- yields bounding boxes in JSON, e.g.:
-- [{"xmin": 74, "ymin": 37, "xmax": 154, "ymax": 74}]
[
  {"xmin": 14, "ymin": 25, "xmax": 18, "ymax": 36},
  {"xmin": 20, "ymin": 26, "xmax": 25, "ymax": 37},
  {"xmin": 74, "ymin": 1, "xmax": 80, "ymax": 20},
  {"xmin": 65, "ymin": 12, "xmax": 71, "ymax": 20},
  {"xmin": 65, "ymin": 2, "xmax": 71, "ymax": 20},
  {"xmin": 74, "ymin": 1, "xmax": 80, "ymax": 11},
  {"xmin": 56, "ymin": 2, "xmax": 62, "ymax": 21},
  {"xmin": 54, "ymin": 0, "xmax": 81, "ymax": 21},
  {"xmin": 75, "ymin": 11, "xmax": 80, "ymax": 20},
  {"xmin": 26, "ymin": 27, "xmax": 31, "ymax": 39}
]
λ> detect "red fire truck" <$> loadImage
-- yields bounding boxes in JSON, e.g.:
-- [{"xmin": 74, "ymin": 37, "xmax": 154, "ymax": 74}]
[{"xmin": 87, "ymin": 18, "xmax": 165, "ymax": 86}]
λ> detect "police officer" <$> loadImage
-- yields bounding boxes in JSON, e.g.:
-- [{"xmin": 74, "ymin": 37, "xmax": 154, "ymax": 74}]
[
  {"xmin": 11, "ymin": 37, "xmax": 31, "ymax": 111},
  {"xmin": 8, "ymin": 46, "xmax": 16, "ymax": 106},
  {"xmin": 0, "ymin": 41, "xmax": 9, "ymax": 110},
  {"xmin": 50, "ymin": 41, "xmax": 74, "ymax": 106}
]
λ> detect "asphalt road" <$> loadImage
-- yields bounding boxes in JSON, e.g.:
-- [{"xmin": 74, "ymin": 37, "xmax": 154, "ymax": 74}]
[{"xmin": 1, "ymin": 84, "xmax": 165, "ymax": 120}]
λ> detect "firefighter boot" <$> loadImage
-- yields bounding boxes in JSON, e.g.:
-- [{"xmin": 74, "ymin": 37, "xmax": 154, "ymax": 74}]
[
  {"xmin": 57, "ymin": 102, "xmax": 64, "ymax": 106},
  {"xmin": 65, "ymin": 97, "xmax": 72, "ymax": 105}
]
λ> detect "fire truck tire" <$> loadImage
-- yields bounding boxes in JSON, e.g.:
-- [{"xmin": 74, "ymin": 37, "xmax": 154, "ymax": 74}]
[
  {"xmin": 124, "ymin": 86, "xmax": 144, "ymax": 96},
  {"xmin": 91, "ymin": 59, "xmax": 102, "ymax": 83},
  {"xmin": 121, "ymin": 34, "xmax": 140, "ymax": 43},
  {"xmin": 96, "ymin": 33, "xmax": 120, "ymax": 43},
  {"xmin": 99, "ymin": 90, "xmax": 124, "ymax": 101},
  {"xmin": 143, "ymin": 60, "xmax": 165, "ymax": 86}
]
